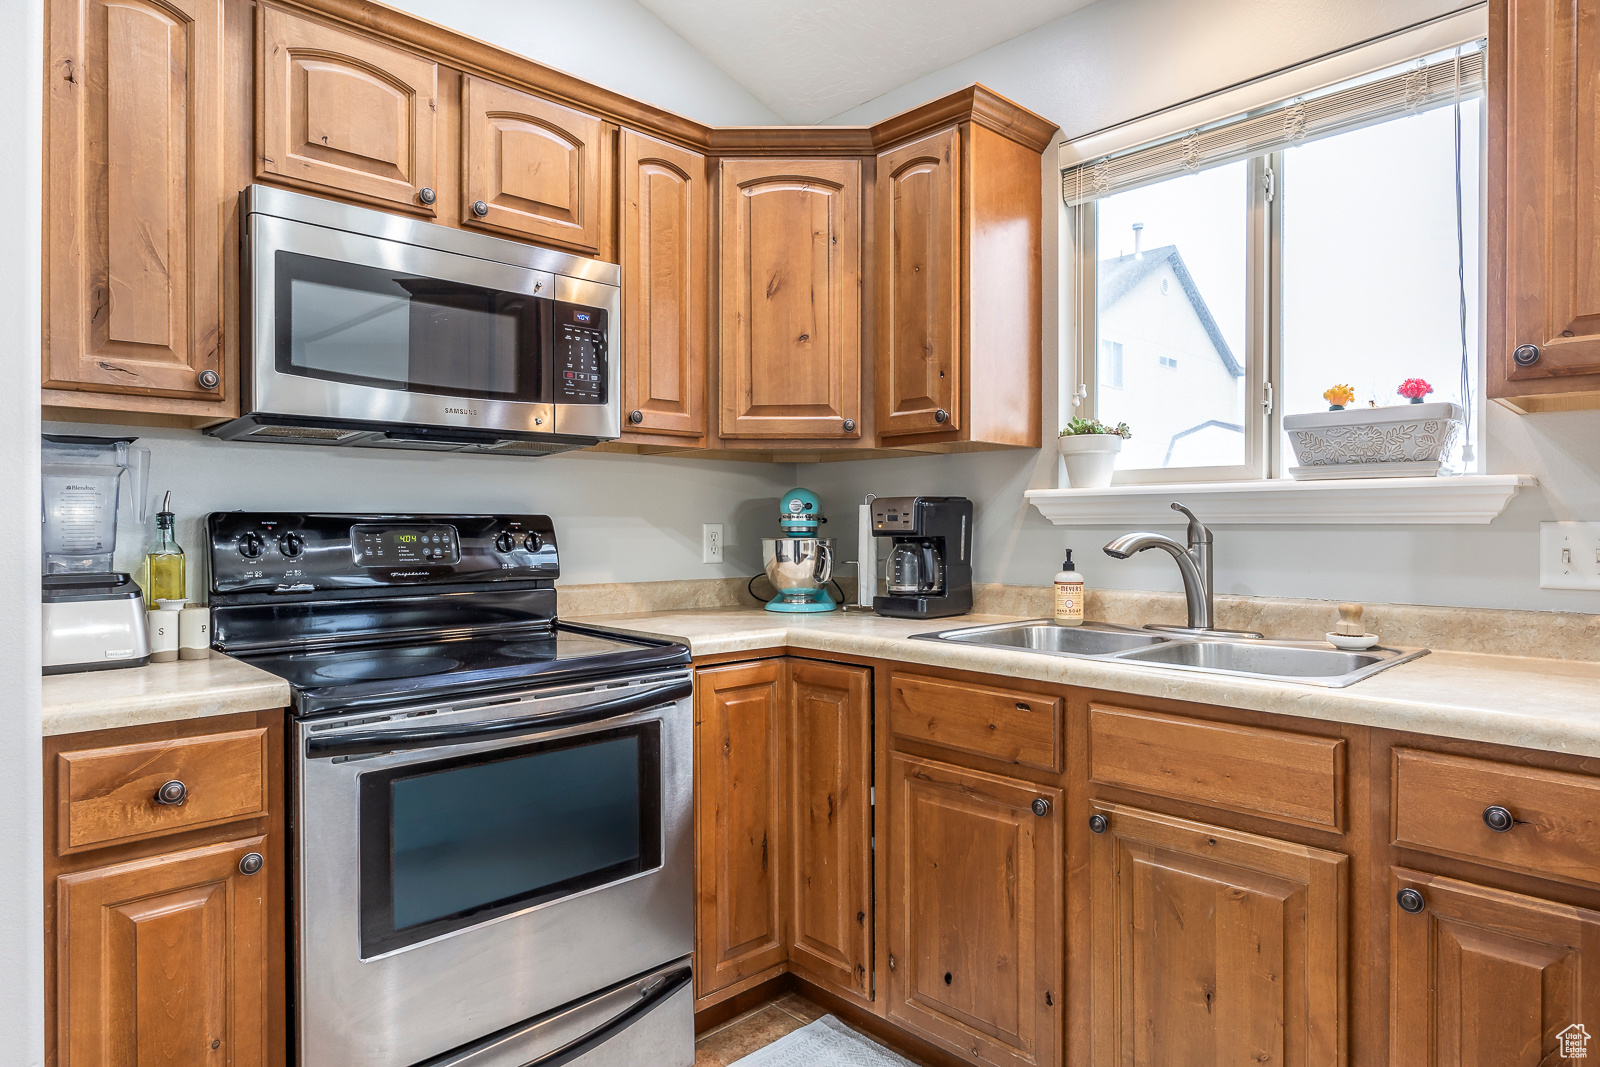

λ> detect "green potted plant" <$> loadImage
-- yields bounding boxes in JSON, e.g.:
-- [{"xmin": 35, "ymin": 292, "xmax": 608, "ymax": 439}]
[{"xmin": 1058, "ymin": 417, "xmax": 1132, "ymax": 488}]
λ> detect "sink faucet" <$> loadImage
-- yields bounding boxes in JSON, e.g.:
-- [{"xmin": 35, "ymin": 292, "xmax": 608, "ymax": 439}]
[{"xmin": 1103, "ymin": 502, "xmax": 1230, "ymax": 634}]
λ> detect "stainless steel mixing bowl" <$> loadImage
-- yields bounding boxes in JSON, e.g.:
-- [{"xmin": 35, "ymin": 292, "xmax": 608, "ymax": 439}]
[{"xmin": 761, "ymin": 537, "xmax": 834, "ymax": 600}]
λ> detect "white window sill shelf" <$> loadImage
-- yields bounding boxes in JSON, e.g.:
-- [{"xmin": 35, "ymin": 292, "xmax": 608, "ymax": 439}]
[{"xmin": 1025, "ymin": 475, "xmax": 1536, "ymax": 526}]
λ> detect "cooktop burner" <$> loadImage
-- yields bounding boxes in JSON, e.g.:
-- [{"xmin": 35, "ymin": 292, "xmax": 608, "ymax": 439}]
[
  {"xmin": 237, "ymin": 626, "xmax": 686, "ymax": 717},
  {"xmin": 208, "ymin": 512, "xmax": 691, "ymax": 718}
]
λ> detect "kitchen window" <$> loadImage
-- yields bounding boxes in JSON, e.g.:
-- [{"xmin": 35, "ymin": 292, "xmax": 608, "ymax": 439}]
[{"xmin": 1065, "ymin": 40, "xmax": 1485, "ymax": 485}]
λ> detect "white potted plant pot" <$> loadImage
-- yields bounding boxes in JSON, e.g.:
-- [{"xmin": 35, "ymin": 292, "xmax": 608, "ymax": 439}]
[{"xmin": 1058, "ymin": 433, "xmax": 1123, "ymax": 488}]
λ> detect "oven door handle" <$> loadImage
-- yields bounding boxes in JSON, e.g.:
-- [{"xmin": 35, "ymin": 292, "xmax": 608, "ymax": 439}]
[
  {"xmin": 523, "ymin": 965, "xmax": 692, "ymax": 1067},
  {"xmin": 305, "ymin": 678, "xmax": 692, "ymax": 758}
]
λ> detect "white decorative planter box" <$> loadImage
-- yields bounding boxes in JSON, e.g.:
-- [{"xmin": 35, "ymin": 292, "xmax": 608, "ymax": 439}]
[{"xmin": 1282, "ymin": 402, "xmax": 1464, "ymax": 479}]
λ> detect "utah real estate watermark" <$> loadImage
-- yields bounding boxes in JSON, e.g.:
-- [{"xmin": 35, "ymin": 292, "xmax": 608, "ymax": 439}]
[{"xmin": 1561, "ymin": 1024, "xmax": 1591, "ymax": 1059}]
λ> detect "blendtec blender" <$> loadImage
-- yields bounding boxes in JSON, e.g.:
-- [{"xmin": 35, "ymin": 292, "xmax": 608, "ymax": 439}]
[{"xmin": 41, "ymin": 435, "xmax": 154, "ymax": 673}]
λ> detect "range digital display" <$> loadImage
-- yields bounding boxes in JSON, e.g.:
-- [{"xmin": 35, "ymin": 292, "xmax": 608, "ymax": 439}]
[{"xmin": 351, "ymin": 524, "xmax": 461, "ymax": 567}]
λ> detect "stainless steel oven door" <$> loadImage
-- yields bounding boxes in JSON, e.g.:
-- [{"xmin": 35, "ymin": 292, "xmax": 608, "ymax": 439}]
[{"xmin": 295, "ymin": 670, "xmax": 693, "ymax": 1067}]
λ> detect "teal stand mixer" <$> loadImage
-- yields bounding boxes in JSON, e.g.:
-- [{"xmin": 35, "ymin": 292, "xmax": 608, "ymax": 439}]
[{"xmin": 760, "ymin": 488, "xmax": 838, "ymax": 613}]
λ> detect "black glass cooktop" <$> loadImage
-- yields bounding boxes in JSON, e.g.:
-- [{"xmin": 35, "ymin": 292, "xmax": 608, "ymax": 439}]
[{"xmin": 239, "ymin": 624, "xmax": 689, "ymax": 717}]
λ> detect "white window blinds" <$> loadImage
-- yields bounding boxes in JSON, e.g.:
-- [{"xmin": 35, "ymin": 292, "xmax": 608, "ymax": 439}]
[{"xmin": 1061, "ymin": 44, "xmax": 1485, "ymax": 206}]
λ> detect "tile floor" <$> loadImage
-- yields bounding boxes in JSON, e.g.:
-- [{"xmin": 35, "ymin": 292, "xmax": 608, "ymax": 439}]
[{"xmin": 692, "ymin": 993, "xmax": 931, "ymax": 1066}]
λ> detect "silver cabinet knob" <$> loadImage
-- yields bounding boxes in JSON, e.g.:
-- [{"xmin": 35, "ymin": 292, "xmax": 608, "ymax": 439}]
[
  {"xmin": 1483, "ymin": 805, "xmax": 1515, "ymax": 833},
  {"xmin": 1397, "ymin": 887, "xmax": 1425, "ymax": 914},
  {"xmin": 1513, "ymin": 344, "xmax": 1541, "ymax": 366},
  {"xmin": 1088, "ymin": 813, "xmax": 1108, "ymax": 834},
  {"xmin": 197, "ymin": 369, "xmax": 220, "ymax": 390},
  {"xmin": 238, "ymin": 853, "xmax": 264, "ymax": 876},
  {"xmin": 629, "ymin": 410, "xmax": 644, "ymax": 425},
  {"xmin": 155, "ymin": 780, "xmax": 187, "ymax": 806},
  {"xmin": 934, "ymin": 408, "xmax": 949, "ymax": 424},
  {"xmin": 1031, "ymin": 797, "xmax": 1051, "ymax": 817},
  {"xmin": 472, "ymin": 200, "xmax": 489, "ymax": 217},
  {"xmin": 418, "ymin": 186, "xmax": 436, "ymax": 205},
  {"xmin": 842, "ymin": 418, "xmax": 856, "ymax": 433}
]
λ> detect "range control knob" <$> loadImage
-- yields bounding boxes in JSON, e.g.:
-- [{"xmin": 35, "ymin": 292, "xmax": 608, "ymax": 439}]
[
  {"xmin": 494, "ymin": 531, "xmax": 518, "ymax": 554},
  {"xmin": 278, "ymin": 533, "xmax": 305, "ymax": 558},
  {"xmin": 239, "ymin": 532, "xmax": 265, "ymax": 559},
  {"xmin": 524, "ymin": 532, "xmax": 543, "ymax": 552}
]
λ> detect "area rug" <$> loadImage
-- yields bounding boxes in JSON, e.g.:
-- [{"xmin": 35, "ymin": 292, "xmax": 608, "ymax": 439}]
[{"xmin": 729, "ymin": 1014, "xmax": 921, "ymax": 1066}]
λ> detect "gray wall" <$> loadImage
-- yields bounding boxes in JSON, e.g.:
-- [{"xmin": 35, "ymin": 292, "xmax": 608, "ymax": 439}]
[
  {"xmin": 805, "ymin": 0, "xmax": 1600, "ymax": 616},
  {"xmin": 42, "ymin": 423, "xmax": 794, "ymax": 597},
  {"xmin": 2, "ymin": 0, "xmax": 44, "ymax": 1061},
  {"xmin": 383, "ymin": 0, "xmax": 780, "ymax": 124}
]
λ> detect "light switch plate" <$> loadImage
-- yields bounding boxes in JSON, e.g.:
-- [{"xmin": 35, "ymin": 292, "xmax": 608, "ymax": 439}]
[
  {"xmin": 1539, "ymin": 521, "xmax": 1600, "ymax": 590},
  {"xmin": 702, "ymin": 523, "xmax": 724, "ymax": 564}
]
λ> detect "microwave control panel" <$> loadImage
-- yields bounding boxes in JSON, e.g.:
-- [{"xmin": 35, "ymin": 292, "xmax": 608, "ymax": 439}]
[{"xmin": 553, "ymin": 302, "xmax": 608, "ymax": 405}]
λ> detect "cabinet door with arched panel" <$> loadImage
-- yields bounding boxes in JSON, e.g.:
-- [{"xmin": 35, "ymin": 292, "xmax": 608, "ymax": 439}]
[{"xmin": 463, "ymin": 75, "xmax": 608, "ymax": 254}]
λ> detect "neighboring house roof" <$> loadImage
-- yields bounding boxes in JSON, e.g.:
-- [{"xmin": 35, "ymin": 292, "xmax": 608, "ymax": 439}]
[
  {"xmin": 1162, "ymin": 418, "xmax": 1245, "ymax": 466},
  {"xmin": 1100, "ymin": 245, "xmax": 1243, "ymax": 378}
]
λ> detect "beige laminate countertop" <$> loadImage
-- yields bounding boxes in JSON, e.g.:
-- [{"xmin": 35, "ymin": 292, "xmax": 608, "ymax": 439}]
[
  {"xmin": 41, "ymin": 652, "xmax": 292, "ymax": 737},
  {"xmin": 570, "ymin": 608, "xmax": 1600, "ymax": 759},
  {"xmin": 38, "ymin": 609, "xmax": 1600, "ymax": 756}
]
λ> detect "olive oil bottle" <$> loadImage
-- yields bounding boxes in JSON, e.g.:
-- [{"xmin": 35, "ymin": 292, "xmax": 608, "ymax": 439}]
[{"xmin": 139, "ymin": 491, "xmax": 186, "ymax": 604}]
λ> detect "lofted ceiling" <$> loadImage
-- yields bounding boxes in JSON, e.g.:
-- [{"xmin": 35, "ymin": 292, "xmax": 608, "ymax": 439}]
[{"xmin": 633, "ymin": 0, "xmax": 1096, "ymax": 123}]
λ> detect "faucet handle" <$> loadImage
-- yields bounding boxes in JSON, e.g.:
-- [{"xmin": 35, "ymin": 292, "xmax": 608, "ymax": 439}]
[{"xmin": 1170, "ymin": 502, "xmax": 1211, "ymax": 545}]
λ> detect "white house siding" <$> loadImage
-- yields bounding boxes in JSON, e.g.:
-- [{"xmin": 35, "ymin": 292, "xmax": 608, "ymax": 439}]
[{"xmin": 1097, "ymin": 258, "xmax": 1244, "ymax": 469}]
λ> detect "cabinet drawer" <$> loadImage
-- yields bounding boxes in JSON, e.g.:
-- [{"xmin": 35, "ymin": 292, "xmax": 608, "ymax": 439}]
[
  {"xmin": 1090, "ymin": 704, "xmax": 1345, "ymax": 830},
  {"xmin": 1393, "ymin": 747, "xmax": 1600, "ymax": 886},
  {"xmin": 56, "ymin": 728, "xmax": 270, "ymax": 853},
  {"xmin": 888, "ymin": 671, "xmax": 1060, "ymax": 770}
]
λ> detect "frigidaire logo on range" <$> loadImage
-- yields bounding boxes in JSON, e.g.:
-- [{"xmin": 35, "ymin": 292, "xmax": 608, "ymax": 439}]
[
  {"xmin": 389, "ymin": 571, "xmax": 433, "ymax": 579},
  {"xmin": 444, "ymin": 407, "xmax": 478, "ymax": 416}
]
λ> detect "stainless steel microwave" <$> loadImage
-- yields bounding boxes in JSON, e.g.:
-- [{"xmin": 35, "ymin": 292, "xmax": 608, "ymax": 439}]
[{"xmin": 208, "ymin": 185, "xmax": 621, "ymax": 455}]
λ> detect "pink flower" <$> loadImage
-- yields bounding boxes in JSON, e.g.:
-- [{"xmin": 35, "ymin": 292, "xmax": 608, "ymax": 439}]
[{"xmin": 1397, "ymin": 378, "xmax": 1434, "ymax": 400}]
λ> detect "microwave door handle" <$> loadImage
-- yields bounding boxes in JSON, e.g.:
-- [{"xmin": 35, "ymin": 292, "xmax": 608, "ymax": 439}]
[
  {"xmin": 524, "ymin": 966, "xmax": 692, "ymax": 1067},
  {"xmin": 305, "ymin": 678, "xmax": 692, "ymax": 758}
]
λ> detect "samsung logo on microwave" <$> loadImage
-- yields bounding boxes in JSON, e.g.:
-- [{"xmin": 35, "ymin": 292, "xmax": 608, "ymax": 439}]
[{"xmin": 444, "ymin": 407, "xmax": 478, "ymax": 416}]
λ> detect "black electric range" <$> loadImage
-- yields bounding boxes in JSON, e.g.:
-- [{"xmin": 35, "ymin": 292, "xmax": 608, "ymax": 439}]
[{"xmin": 207, "ymin": 512, "xmax": 689, "ymax": 717}]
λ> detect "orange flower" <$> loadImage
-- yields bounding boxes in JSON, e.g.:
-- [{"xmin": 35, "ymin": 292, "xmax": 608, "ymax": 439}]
[{"xmin": 1323, "ymin": 384, "xmax": 1356, "ymax": 408}]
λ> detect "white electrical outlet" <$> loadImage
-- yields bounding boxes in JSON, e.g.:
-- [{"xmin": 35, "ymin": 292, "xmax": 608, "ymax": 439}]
[
  {"xmin": 1539, "ymin": 521, "xmax": 1600, "ymax": 590},
  {"xmin": 702, "ymin": 523, "xmax": 724, "ymax": 564}
]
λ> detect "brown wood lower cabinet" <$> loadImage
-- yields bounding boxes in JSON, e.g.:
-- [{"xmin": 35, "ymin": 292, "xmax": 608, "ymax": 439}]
[
  {"xmin": 1088, "ymin": 803, "xmax": 1347, "ymax": 1067},
  {"xmin": 785, "ymin": 659, "xmax": 873, "ymax": 999},
  {"xmin": 44, "ymin": 711, "xmax": 286, "ymax": 1067},
  {"xmin": 1391, "ymin": 868, "xmax": 1600, "ymax": 1066},
  {"xmin": 57, "ymin": 837, "xmax": 272, "ymax": 1067},
  {"xmin": 886, "ymin": 753, "xmax": 1062, "ymax": 1067},
  {"xmin": 693, "ymin": 656, "xmax": 875, "ymax": 1009},
  {"xmin": 694, "ymin": 659, "xmax": 789, "ymax": 1000}
]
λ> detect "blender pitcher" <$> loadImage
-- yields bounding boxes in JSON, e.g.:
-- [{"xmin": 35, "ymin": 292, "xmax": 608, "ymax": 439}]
[{"xmin": 41, "ymin": 435, "xmax": 150, "ymax": 574}]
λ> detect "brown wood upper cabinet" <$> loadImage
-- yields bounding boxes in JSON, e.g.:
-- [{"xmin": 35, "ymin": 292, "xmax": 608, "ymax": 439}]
[
  {"xmin": 886, "ymin": 753, "xmax": 1061, "ymax": 1067},
  {"xmin": 718, "ymin": 158, "xmax": 863, "ymax": 441},
  {"xmin": 1089, "ymin": 804, "xmax": 1347, "ymax": 1067},
  {"xmin": 463, "ymin": 76, "xmax": 608, "ymax": 253},
  {"xmin": 1490, "ymin": 0, "xmax": 1600, "ymax": 411},
  {"xmin": 257, "ymin": 4, "xmax": 438, "ymax": 214},
  {"xmin": 876, "ymin": 123, "xmax": 1042, "ymax": 447},
  {"xmin": 784, "ymin": 660, "xmax": 872, "ymax": 1001},
  {"xmin": 619, "ymin": 130, "xmax": 708, "ymax": 439},
  {"xmin": 693, "ymin": 660, "xmax": 788, "ymax": 1002},
  {"xmin": 45, "ymin": 0, "xmax": 228, "ymax": 407}
]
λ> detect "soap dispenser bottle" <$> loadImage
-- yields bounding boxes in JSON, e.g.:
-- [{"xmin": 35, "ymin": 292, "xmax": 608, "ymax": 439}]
[
  {"xmin": 1053, "ymin": 550, "xmax": 1084, "ymax": 626},
  {"xmin": 139, "ymin": 491, "xmax": 186, "ymax": 604}
]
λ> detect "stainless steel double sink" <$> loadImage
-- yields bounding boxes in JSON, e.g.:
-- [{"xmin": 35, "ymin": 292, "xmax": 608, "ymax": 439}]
[{"xmin": 911, "ymin": 619, "xmax": 1428, "ymax": 688}]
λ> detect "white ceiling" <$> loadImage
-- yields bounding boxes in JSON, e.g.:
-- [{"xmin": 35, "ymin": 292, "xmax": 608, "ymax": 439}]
[{"xmin": 633, "ymin": 0, "xmax": 1097, "ymax": 123}]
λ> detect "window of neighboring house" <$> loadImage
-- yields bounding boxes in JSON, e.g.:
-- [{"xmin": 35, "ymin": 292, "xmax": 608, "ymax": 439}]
[
  {"xmin": 1100, "ymin": 340, "xmax": 1124, "ymax": 389},
  {"xmin": 1064, "ymin": 40, "xmax": 1485, "ymax": 485}
]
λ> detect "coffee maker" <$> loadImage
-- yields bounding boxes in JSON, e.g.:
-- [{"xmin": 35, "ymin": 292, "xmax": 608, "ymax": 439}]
[{"xmin": 871, "ymin": 496, "xmax": 973, "ymax": 619}]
